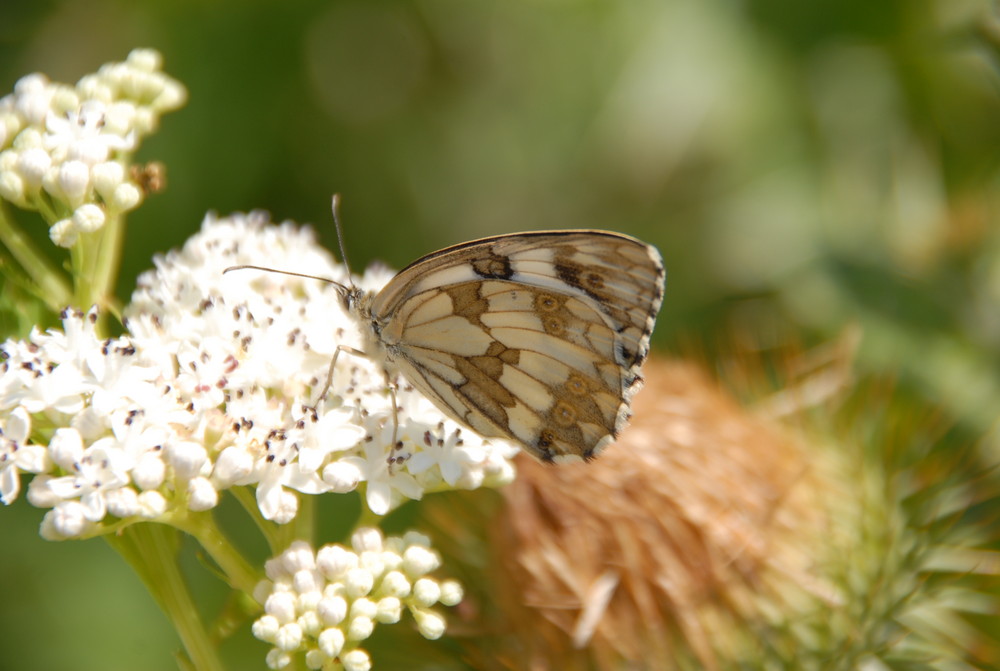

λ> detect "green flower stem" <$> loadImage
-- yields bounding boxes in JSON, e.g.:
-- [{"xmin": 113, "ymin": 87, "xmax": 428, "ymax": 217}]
[
  {"xmin": 107, "ymin": 524, "xmax": 225, "ymax": 671},
  {"xmin": 90, "ymin": 210, "xmax": 126, "ymax": 322},
  {"xmin": 0, "ymin": 202, "xmax": 71, "ymax": 310},
  {"xmin": 72, "ymin": 211, "xmax": 126, "ymax": 335},
  {"xmin": 171, "ymin": 510, "xmax": 261, "ymax": 597}
]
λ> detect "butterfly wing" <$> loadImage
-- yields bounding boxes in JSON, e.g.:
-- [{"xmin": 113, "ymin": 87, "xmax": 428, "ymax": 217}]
[{"xmin": 370, "ymin": 231, "xmax": 665, "ymax": 461}]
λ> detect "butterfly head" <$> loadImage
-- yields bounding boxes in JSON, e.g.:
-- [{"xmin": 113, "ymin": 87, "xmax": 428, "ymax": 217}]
[{"xmin": 332, "ymin": 283, "xmax": 368, "ymax": 312}]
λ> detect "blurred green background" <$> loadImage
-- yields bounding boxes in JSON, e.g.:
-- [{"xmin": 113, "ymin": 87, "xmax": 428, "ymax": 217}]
[{"xmin": 2, "ymin": 0, "xmax": 999, "ymax": 669}]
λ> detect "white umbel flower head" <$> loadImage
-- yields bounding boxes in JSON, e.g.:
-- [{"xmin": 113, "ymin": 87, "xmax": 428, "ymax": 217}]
[{"xmin": 252, "ymin": 531, "xmax": 460, "ymax": 668}]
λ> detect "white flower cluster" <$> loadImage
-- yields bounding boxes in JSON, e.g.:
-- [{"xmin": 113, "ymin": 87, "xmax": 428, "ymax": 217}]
[
  {"xmin": 252, "ymin": 529, "xmax": 462, "ymax": 670},
  {"xmin": 0, "ymin": 48, "xmax": 186, "ymax": 246},
  {"xmin": 0, "ymin": 211, "xmax": 518, "ymax": 538}
]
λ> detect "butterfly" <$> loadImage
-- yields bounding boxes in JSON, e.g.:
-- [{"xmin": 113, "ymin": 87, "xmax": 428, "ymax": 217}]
[{"xmin": 230, "ymin": 203, "xmax": 665, "ymax": 463}]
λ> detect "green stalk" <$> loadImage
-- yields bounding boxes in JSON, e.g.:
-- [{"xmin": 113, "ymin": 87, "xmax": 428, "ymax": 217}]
[
  {"xmin": 170, "ymin": 510, "xmax": 261, "ymax": 597},
  {"xmin": 72, "ymin": 211, "xmax": 126, "ymax": 335},
  {"xmin": 107, "ymin": 524, "xmax": 226, "ymax": 671},
  {"xmin": 90, "ymin": 209, "xmax": 127, "ymax": 323},
  {"xmin": 0, "ymin": 202, "xmax": 71, "ymax": 310}
]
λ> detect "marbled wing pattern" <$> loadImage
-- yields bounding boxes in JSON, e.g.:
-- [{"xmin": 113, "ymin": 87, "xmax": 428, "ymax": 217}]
[{"xmin": 363, "ymin": 231, "xmax": 665, "ymax": 462}]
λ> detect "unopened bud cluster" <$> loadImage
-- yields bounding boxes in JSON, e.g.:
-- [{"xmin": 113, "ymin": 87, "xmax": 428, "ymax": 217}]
[
  {"xmin": 252, "ymin": 528, "xmax": 463, "ymax": 670},
  {"xmin": 0, "ymin": 48, "xmax": 185, "ymax": 246}
]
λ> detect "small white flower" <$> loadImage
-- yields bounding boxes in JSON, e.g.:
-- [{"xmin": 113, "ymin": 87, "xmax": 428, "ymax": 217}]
[
  {"xmin": 72, "ymin": 202, "xmax": 105, "ymax": 232},
  {"xmin": 164, "ymin": 440, "xmax": 207, "ymax": 480},
  {"xmin": 213, "ymin": 445, "xmax": 255, "ymax": 486},
  {"xmin": 412, "ymin": 578, "xmax": 442, "ymax": 608},
  {"xmin": 26, "ymin": 475, "xmax": 61, "ymax": 508},
  {"xmin": 104, "ymin": 486, "xmax": 140, "ymax": 518},
  {"xmin": 136, "ymin": 490, "xmax": 166, "ymax": 518},
  {"xmin": 187, "ymin": 476, "xmax": 218, "ymax": 511},
  {"xmin": 349, "ymin": 597, "xmax": 378, "ymax": 620},
  {"xmin": 351, "ymin": 527, "xmax": 384, "ymax": 553},
  {"xmin": 264, "ymin": 648, "xmax": 291, "ymax": 669},
  {"xmin": 44, "ymin": 100, "xmax": 136, "ymax": 164},
  {"xmin": 45, "ymin": 438, "xmax": 133, "ymax": 522},
  {"xmin": 402, "ymin": 545, "xmax": 441, "ymax": 577},
  {"xmin": 17, "ymin": 147, "xmax": 50, "ymax": 187},
  {"xmin": 126, "ymin": 48, "xmax": 162, "ymax": 72},
  {"xmin": 341, "ymin": 649, "xmax": 372, "ymax": 671},
  {"xmin": 346, "ymin": 615, "xmax": 374, "ymax": 641},
  {"xmin": 344, "ymin": 567, "xmax": 374, "ymax": 598},
  {"xmin": 43, "ymin": 500, "xmax": 93, "ymax": 539},
  {"xmin": 439, "ymin": 579, "xmax": 464, "ymax": 607},
  {"xmin": 378, "ymin": 549, "xmax": 403, "ymax": 572},
  {"xmin": 46, "ymin": 427, "xmax": 83, "ymax": 470},
  {"xmin": 400, "ymin": 530, "xmax": 431, "ymax": 548},
  {"xmin": 56, "ymin": 159, "xmax": 90, "ymax": 203},
  {"xmin": 296, "ymin": 609, "xmax": 321, "ymax": 636},
  {"xmin": 0, "ymin": 168, "xmax": 26, "ymax": 205},
  {"xmin": 103, "ymin": 101, "xmax": 137, "ymax": 137},
  {"xmin": 379, "ymin": 571, "xmax": 411, "ymax": 598},
  {"xmin": 411, "ymin": 608, "xmax": 447, "ymax": 640},
  {"xmin": 13, "ymin": 74, "xmax": 56, "ymax": 125},
  {"xmin": 317, "ymin": 627, "xmax": 345, "ymax": 656},
  {"xmin": 49, "ymin": 218, "xmax": 77, "ymax": 246},
  {"xmin": 375, "ymin": 597, "xmax": 402, "ymax": 623},
  {"xmin": 132, "ymin": 452, "xmax": 166, "ymax": 490},
  {"xmin": 252, "ymin": 614, "xmax": 280, "ymax": 643},
  {"xmin": 317, "ymin": 596, "xmax": 348, "ymax": 625},
  {"xmin": 0, "ymin": 406, "xmax": 50, "ymax": 505},
  {"xmin": 111, "ymin": 181, "xmax": 141, "ymax": 211},
  {"xmin": 341, "ymin": 433, "xmax": 423, "ymax": 516},
  {"xmin": 266, "ymin": 591, "xmax": 298, "ymax": 625},
  {"xmin": 275, "ymin": 623, "xmax": 303, "ymax": 651},
  {"xmin": 269, "ymin": 489, "xmax": 299, "ymax": 525},
  {"xmin": 321, "ymin": 460, "xmax": 362, "ymax": 492},
  {"xmin": 91, "ymin": 160, "xmax": 124, "ymax": 197},
  {"xmin": 357, "ymin": 551, "xmax": 385, "ymax": 578},
  {"xmin": 283, "ymin": 540, "xmax": 318, "ymax": 573},
  {"xmin": 317, "ymin": 545, "xmax": 358, "ymax": 578},
  {"xmin": 293, "ymin": 568, "xmax": 321, "ymax": 595}
]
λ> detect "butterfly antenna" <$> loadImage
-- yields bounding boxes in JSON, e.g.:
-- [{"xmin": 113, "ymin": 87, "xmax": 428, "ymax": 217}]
[
  {"xmin": 222, "ymin": 265, "xmax": 340, "ymax": 285},
  {"xmin": 331, "ymin": 194, "xmax": 356, "ymax": 289}
]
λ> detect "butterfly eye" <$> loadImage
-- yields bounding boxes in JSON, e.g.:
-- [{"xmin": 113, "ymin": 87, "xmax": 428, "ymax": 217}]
[{"xmin": 333, "ymin": 285, "xmax": 355, "ymax": 310}]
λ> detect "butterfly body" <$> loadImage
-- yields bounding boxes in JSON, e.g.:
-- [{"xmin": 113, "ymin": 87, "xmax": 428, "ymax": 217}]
[{"xmin": 339, "ymin": 230, "xmax": 665, "ymax": 463}]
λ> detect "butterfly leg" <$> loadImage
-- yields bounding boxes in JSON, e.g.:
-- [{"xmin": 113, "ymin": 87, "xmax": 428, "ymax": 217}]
[
  {"xmin": 315, "ymin": 344, "xmax": 368, "ymax": 406},
  {"xmin": 383, "ymin": 371, "xmax": 402, "ymax": 450},
  {"xmin": 317, "ymin": 347, "xmax": 404, "ymax": 462}
]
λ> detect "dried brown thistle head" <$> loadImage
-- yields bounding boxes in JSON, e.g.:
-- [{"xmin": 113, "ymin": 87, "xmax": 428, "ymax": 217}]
[{"xmin": 427, "ymin": 358, "xmax": 840, "ymax": 670}]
